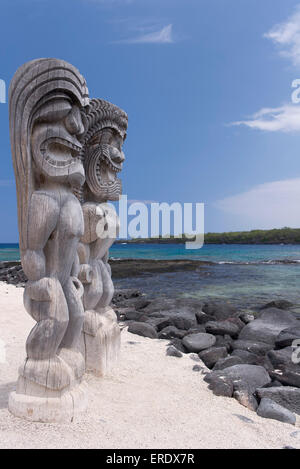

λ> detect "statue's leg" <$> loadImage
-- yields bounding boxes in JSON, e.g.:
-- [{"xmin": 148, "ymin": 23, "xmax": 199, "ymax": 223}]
[
  {"xmin": 10, "ymin": 274, "xmax": 88, "ymax": 422},
  {"xmin": 19, "ymin": 277, "xmax": 72, "ymax": 391},
  {"xmin": 96, "ymin": 260, "xmax": 114, "ymax": 309},
  {"xmin": 81, "ymin": 260, "xmax": 120, "ymax": 376},
  {"xmin": 59, "ymin": 277, "xmax": 85, "ymax": 379}
]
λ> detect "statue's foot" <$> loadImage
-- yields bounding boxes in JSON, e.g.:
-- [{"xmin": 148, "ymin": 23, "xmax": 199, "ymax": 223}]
[
  {"xmin": 58, "ymin": 347, "xmax": 85, "ymax": 380},
  {"xmin": 103, "ymin": 306, "xmax": 118, "ymax": 323},
  {"xmin": 83, "ymin": 309, "xmax": 104, "ymax": 336},
  {"xmin": 80, "ymin": 309, "xmax": 120, "ymax": 377},
  {"xmin": 18, "ymin": 356, "xmax": 72, "ymax": 391},
  {"xmin": 83, "ymin": 307, "xmax": 118, "ymax": 337}
]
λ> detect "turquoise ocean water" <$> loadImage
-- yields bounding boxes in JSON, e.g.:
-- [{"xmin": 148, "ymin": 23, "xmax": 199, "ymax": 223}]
[{"xmin": 2, "ymin": 242, "xmax": 300, "ymax": 309}]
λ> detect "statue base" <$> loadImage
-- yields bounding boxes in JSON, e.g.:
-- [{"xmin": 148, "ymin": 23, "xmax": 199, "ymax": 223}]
[
  {"xmin": 8, "ymin": 380, "xmax": 88, "ymax": 423},
  {"xmin": 80, "ymin": 307, "xmax": 120, "ymax": 376}
]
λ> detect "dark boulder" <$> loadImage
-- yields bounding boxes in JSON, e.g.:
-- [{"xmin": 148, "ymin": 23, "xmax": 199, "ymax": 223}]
[
  {"xmin": 124, "ymin": 310, "xmax": 148, "ymax": 321},
  {"xmin": 145, "ymin": 308, "xmax": 197, "ymax": 330},
  {"xmin": 205, "ymin": 320, "xmax": 240, "ymax": 338},
  {"xmin": 147, "ymin": 312, "xmax": 165, "ymax": 319},
  {"xmin": 202, "ymin": 302, "xmax": 238, "ymax": 320},
  {"xmin": 168, "ymin": 338, "xmax": 188, "ymax": 354},
  {"xmin": 275, "ymin": 327, "xmax": 300, "ymax": 349},
  {"xmin": 195, "ymin": 311, "xmax": 216, "ymax": 324},
  {"xmin": 257, "ymin": 398, "xmax": 296, "ymax": 425},
  {"xmin": 213, "ymin": 355, "xmax": 243, "ymax": 371},
  {"xmin": 269, "ymin": 366, "xmax": 300, "ymax": 388},
  {"xmin": 192, "ymin": 365, "xmax": 203, "ymax": 372},
  {"xmin": 171, "ymin": 316, "xmax": 196, "ymax": 331},
  {"xmin": 239, "ymin": 312, "xmax": 255, "ymax": 324},
  {"xmin": 266, "ymin": 347, "xmax": 300, "ymax": 386},
  {"xmin": 139, "ymin": 297, "xmax": 176, "ymax": 313},
  {"xmin": 168, "ymin": 337, "xmax": 189, "ymax": 353},
  {"xmin": 205, "ymin": 364, "xmax": 271, "ymax": 397},
  {"xmin": 233, "ymin": 380, "xmax": 258, "ymax": 411},
  {"xmin": 239, "ymin": 308, "xmax": 298, "ymax": 345},
  {"xmin": 260, "ymin": 300, "xmax": 293, "ymax": 311},
  {"xmin": 182, "ymin": 333, "xmax": 216, "ymax": 353},
  {"xmin": 113, "ymin": 289, "xmax": 142, "ymax": 302},
  {"xmin": 198, "ymin": 346, "xmax": 228, "ymax": 369},
  {"xmin": 232, "ymin": 340, "xmax": 273, "ymax": 356},
  {"xmin": 262, "ymin": 379, "xmax": 283, "ymax": 388},
  {"xmin": 143, "ymin": 297, "xmax": 200, "ymax": 314},
  {"xmin": 214, "ymin": 334, "xmax": 233, "ymax": 352},
  {"xmin": 231, "ymin": 349, "xmax": 261, "ymax": 365},
  {"xmin": 267, "ymin": 347, "xmax": 294, "ymax": 368},
  {"xmin": 158, "ymin": 326, "xmax": 187, "ymax": 340},
  {"xmin": 186, "ymin": 325, "xmax": 206, "ymax": 335},
  {"xmin": 204, "ymin": 373, "xmax": 234, "ymax": 397},
  {"xmin": 256, "ymin": 386, "xmax": 300, "ymax": 415},
  {"xmin": 128, "ymin": 321, "xmax": 158, "ymax": 339},
  {"xmin": 166, "ymin": 346, "xmax": 183, "ymax": 358},
  {"xmin": 145, "ymin": 317, "xmax": 173, "ymax": 332}
]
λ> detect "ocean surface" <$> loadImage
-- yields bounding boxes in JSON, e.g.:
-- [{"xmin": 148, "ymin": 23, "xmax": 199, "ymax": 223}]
[{"xmin": 2, "ymin": 242, "xmax": 300, "ymax": 309}]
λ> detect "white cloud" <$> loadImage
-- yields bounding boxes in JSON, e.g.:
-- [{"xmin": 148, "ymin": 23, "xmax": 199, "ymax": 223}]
[
  {"xmin": 231, "ymin": 104, "xmax": 300, "ymax": 132},
  {"xmin": 264, "ymin": 5, "xmax": 300, "ymax": 66},
  {"xmin": 231, "ymin": 6, "xmax": 300, "ymax": 133},
  {"xmin": 117, "ymin": 24, "xmax": 173, "ymax": 44},
  {"xmin": 214, "ymin": 178, "xmax": 300, "ymax": 229}
]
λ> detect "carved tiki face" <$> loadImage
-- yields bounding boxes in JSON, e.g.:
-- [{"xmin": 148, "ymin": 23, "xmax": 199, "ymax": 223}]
[
  {"xmin": 9, "ymin": 58, "xmax": 89, "ymax": 252},
  {"xmin": 31, "ymin": 93, "xmax": 86, "ymax": 189},
  {"xmin": 82, "ymin": 99, "xmax": 128, "ymax": 202},
  {"xmin": 84, "ymin": 128, "xmax": 125, "ymax": 201}
]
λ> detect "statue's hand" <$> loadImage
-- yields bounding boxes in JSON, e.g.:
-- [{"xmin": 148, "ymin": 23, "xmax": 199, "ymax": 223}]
[
  {"xmin": 25, "ymin": 277, "xmax": 59, "ymax": 302},
  {"xmin": 78, "ymin": 264, "xmax": 93, "ymax": 284}
]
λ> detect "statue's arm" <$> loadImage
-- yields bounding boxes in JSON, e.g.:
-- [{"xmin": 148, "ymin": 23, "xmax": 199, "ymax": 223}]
[
  {"xmin": 77, "ymin": 242, "xmax": 93, "ymax": 284},
  {"xmin": 22, "ymin": 191, "xmax": 59, "ymax": 282}
]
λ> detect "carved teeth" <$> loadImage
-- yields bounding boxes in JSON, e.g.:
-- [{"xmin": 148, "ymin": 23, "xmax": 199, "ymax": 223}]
[
  {"xmin": 42, "ymin": 137, "xmax": 82, "ymax": 153},
  {"xmin": 45, "ymin": 154, "xmax": 73, "ymax": 167}
]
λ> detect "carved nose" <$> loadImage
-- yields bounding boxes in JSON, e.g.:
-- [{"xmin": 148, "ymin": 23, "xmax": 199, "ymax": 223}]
[
  {"xmin": 112, "ymin": 150, "xmax": 125, "ymax": 164},
  {"xmin": 65, "ymin": 106, "xmax": 85, "ymax": 136}
]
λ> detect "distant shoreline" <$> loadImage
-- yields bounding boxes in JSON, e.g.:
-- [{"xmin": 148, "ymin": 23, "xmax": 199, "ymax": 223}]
[
  {"xmin": 4, "ymin": 226, "xmax": 300, "ymax": 246},
  {"xmin": 115, "ymin": 227, "xmax": 300, "ymax": 245}
]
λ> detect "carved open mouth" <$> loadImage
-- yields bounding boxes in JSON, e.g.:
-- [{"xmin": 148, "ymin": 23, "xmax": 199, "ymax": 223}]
[
  {"xmin": 94, "ymin": 158, "xmax": 121, "ymax": 198},
  {"xmin": 96, "ymin": 157, "xmax": 118, "ymax": 184},
  {"xmin": 85, "ymin": 144, "xmax": 123, "ymax": 200},
  {"xmin": 41, "ymin": 137, "xmax": 82, "ymax": 168}
]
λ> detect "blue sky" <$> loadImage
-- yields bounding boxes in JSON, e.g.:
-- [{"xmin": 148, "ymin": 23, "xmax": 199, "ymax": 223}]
[{"xmin": 2, "ymin": 0, "xmax": 300, "ymax": 241}]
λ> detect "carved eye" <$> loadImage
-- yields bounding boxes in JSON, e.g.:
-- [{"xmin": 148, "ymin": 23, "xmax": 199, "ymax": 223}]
[{"xmin": 34, "ymin": 99, "xmax": 72, "ymax": 123}]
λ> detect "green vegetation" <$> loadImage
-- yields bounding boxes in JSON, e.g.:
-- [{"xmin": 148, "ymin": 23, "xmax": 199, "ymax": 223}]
[{"xmin": 116, "ymin": 227, "xmax": 300, "ymax": 244}]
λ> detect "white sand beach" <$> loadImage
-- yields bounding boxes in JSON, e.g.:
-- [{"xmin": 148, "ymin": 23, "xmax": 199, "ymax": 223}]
[{"xmin": 0, "ymin": 281, "xmax": 299, "ymax": 449}]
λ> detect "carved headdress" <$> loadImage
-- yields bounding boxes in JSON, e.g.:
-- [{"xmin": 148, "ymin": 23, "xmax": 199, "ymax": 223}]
[
  {"xmin": 81, "ymin": 98, "xmax": 128, "ymax": 202},
  {"xmin": 82, "ymin": 98, "xmax": 128, "ymax": 146},
  {"xmin": 9, "ymin": 58, "xmax": 89, "ymax": 253}
]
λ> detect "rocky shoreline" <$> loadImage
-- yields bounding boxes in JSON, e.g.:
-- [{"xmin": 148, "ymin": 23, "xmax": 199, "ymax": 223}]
[
  {"xmin": 0, "ymin": 259, "xmax": 212, "ymax": 285},
  {"xmin": 113, "ymin": 289, "xmax": 300, "ymax": 427},
  {"xmin": 1, "ymin": 259, "xmax": 300, "ymax": 427}
]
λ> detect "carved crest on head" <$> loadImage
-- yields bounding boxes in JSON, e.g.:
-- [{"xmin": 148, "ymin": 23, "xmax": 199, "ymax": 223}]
[{"xmin": 81, "ymin": 98, "xmax": 128, "ymax": 202}]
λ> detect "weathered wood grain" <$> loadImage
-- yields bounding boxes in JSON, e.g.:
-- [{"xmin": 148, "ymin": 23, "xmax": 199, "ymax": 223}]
[
  {"xmin": 78, "ymin": 99, "xmax": 128, "ymax": 376},
  {"xmin": 8, "ymin": 58, "xmax": 90, "ymax": 422}
]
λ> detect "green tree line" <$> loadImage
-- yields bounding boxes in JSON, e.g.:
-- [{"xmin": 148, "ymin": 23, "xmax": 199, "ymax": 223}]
[{"xmin": 116, "ymin": 227, "xmax": 300, "ymax": 244}]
